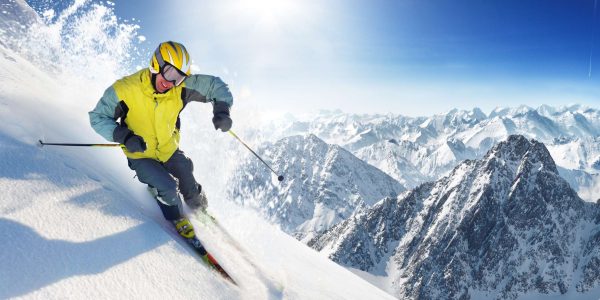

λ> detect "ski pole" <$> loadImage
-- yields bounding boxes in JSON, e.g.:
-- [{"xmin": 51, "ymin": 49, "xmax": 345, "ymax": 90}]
[
  {"xmin": 39, "ymin": 140, "xmax": 121, "ymax": 147},
  {"xmin": 227, "ymin": 130, "xmax": 284, "ymax": 182}
]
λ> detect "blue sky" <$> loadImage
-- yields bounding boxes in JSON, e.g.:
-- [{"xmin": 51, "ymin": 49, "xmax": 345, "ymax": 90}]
[{"xmin": 28, "ymin": 0, "xmax": 600, "ymax": 116}]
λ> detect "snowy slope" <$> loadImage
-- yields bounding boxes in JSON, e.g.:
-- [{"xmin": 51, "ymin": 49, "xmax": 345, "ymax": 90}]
[
  {"xmin": 310, "ymin": 135, "xmax": 600, "ymax": 299},
  {"xmin": 0, "ymin": 2, "xmax": 394, "ymax": 299}
]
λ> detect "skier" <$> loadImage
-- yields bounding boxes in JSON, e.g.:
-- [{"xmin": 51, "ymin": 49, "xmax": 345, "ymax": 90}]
[{"xmin": 89, "ymin": 41, "xmax": 233, "ymax": 240}]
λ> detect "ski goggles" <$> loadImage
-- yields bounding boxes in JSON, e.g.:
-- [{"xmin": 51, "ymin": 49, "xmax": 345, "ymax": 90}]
[{"xmin": 161, "ymin": 63, "xmax": 188, "ymax": 86}]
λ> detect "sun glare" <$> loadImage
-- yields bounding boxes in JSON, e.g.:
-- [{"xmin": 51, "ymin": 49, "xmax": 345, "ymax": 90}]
[{"xmin": 233, "ymin": 0, "xmax": 301, "ymax": 28}]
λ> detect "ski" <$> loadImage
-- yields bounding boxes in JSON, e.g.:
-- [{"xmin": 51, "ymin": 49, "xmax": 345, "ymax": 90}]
[
  {"xmin": 193, "ymin": 211, "xmax": 287, "ymax": 294},
  {"xmin": 182, "ymin": 235, "xmax": 237, "ymax": 285},
  {"xmin": 147, "ymin": 187, "xmax": 236, "ymax": 285}
]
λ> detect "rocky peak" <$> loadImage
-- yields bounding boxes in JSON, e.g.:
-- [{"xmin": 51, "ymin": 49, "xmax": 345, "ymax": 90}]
[{"xmin": 484, "ymin": 134, "xmax": 558, "ymax": 175}]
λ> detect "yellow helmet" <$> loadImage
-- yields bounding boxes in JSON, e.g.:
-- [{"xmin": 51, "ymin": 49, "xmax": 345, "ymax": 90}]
[{"xmin": 149, "ymin": 41, "xmax": 192, "ymax": 76}]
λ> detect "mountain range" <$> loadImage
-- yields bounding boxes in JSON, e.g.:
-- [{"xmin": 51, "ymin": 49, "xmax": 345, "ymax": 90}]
[
  {"xmin": 269, "ymin": 105, "xmax": 600, "ymax": 200},
  {"xmin": 229, "ymin": 105, "xmax": 600, "ymax": 243},
  {"xmin": 309, "ymin": 135, "xmax": 600, "ymax": 299}
]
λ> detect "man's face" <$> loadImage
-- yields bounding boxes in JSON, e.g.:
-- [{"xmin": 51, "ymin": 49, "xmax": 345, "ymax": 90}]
[{"xmin": 155, "ymin": 72, "xmax": 175, "ymax": 93}]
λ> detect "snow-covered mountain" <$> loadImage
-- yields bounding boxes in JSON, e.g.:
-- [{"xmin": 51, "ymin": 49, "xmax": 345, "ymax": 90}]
[
  {"xmin": 0, "ymin": 1, "xmax": 395, "ymax": 299},
  {"xmin": 354, "ymin": 139, "xmax": 431, "ymax": 189},
  {"xmin": 228, "ymin": 134, "xmax": 405, "ymax": 241},
  {"xmin": 548, "ymin": 136, "xmax": 600, "ymax": 172},
  {"xmin": 548, "ymin": 136, "xmax": 600, "ymax": 201},
  {"xmin": 309, "ymin": 135, "xmax": 600, "ymax": 299},
  {"xmin": 272, "ymin": 105, "xmax": 600, "ymax": 201}
]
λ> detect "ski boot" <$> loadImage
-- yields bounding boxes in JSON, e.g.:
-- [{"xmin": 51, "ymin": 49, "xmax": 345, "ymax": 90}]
[{"xmin": 172, "ymin": 217, "xmax": 196, "ymax": 239}]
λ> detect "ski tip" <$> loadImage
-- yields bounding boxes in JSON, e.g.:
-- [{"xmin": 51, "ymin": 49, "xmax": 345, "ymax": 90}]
[{"xmin": 204, "ymin": 253, "xmax": 237, "ymax": 285}]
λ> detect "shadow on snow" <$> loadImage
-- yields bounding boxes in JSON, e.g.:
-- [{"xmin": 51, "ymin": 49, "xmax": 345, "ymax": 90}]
[{"xmin": 0, "ymin": 218, "xmax": 169, "ymax": 298}]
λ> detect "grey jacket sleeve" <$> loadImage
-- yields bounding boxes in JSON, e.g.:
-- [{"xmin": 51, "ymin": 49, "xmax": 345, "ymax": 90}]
[
  {"xmin": 181, "ymin": 75, "xmax": 233, "ymax": 108},
  {"xmin": 88, "ymin": 86, "xmax": 120, "ymax": 142}
]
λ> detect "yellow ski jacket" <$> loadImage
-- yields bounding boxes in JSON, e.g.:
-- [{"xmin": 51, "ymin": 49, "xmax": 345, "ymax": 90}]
[{"xmin": 89, "ymin": 68, "xmax": 233, "ymax": 162}]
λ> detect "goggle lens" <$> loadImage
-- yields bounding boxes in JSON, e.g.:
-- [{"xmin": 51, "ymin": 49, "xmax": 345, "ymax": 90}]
[{"xmin": 161, "ymin": 64, "xmax": 187, "ymax": 86}]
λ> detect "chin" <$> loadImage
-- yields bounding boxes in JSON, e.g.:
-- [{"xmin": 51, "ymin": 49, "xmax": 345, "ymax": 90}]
[
  {"xmin": 160, "ymin": 84, "xmax": 171, "ymax": 93},
  {"xmin": 154, "ymin": 84, "xmax": 168, "ymax": 94}
]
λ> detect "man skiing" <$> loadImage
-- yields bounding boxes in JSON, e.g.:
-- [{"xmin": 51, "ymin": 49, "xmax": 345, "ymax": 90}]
[{"xmin": 89, "ymin": 41, "xmax": 233, "ymax": 240}]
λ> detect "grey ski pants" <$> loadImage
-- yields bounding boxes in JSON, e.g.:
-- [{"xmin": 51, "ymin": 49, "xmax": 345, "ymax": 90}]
[{"xmin": 127, "ymin": 149, "xmax": 202, "ymax": 220}]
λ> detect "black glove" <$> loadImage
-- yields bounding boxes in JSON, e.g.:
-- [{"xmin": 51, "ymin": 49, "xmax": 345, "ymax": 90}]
[
  {"xmin": 212, "ymin": 101, "xmax": 232, "ymax": 132},
  {"xmin": 113, "ymin": 126, "xmax": 147, "ymax": 153},
  {"xmin": 212, "ymin": 114, "xmax": 232, "ymax": 132},
  {"xmin": 123, "ymin": 134, "xmax": 147, "ymax": 153}
]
